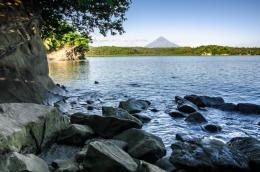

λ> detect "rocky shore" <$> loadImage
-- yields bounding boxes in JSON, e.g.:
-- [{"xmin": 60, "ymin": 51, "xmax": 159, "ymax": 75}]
[{"xmin": 0, "ymin": 95, "xmax": 260, "ymax": 172}]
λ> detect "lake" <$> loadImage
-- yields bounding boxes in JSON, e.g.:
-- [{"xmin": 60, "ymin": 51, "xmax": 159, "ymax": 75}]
[{"xmin": 48, "ymin": 56, "xmax": 260, "ymax": 155}]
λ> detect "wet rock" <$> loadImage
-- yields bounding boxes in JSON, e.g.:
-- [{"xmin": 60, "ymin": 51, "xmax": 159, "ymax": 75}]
[
  {"xmin": 0, "ymin": 152, "xmax": 49, "ymax": 172},
  {"xmin": 168, "ymin": 110, "xmax": 186, "ymax": 118},
  {"xmin": 38, "ymin": 143, "xmax": 81, "ymax": 165},
  {"xmin": 84, "ymin": 138, "xmax": 128, "ymax": 152},
  {"xmin": 204, "ymin": 124, "xmax": 222, "ymax": 133},
  {"xmin": 137, "ymin": 160, "xmax": 167, "ymax": 172},
  {"xmin": 218, "ymin": 103, "xmax": 238, "ymax": 111},
  {"xmin": 237, "ymin": 103, "xmax": 260, "ymax": 114},
  {"xmin": 114, "ymin": 128, "xmax": 166, "ymax": 163},
  {"xmin": 54, "ymin": 101, "xmax": 72, "ymax": 114},
  {"xmin": 75, "ymin": 150, "xmax": 87, "ymax": 163},
  {"xmin": 175, "ymin": 96, "xmax": 198, "ymax": 113},
  {"xmin": 169, "ymin": 138, "xmax": 250, "ymax": 172},
  {"xmin": 150, "ymin": 108, "xmax": 160, "ymax": 112},
  {"xmin": 176, "ymin": 133, "xmax": 194, "ymax": 142},
  {"xmin": 87, "ymin": 106, "xmax": 94, "ymax": 110},
  {"xmin": 227, "ymin": 137, "xmax": 260, "ymax": 172},
  {"xmin": 56, "ymin": 124, "xmax": 95, "ymax": 146},
  {"xmin": 258, "ymin": 121, "xmax": 260, "ymax": 125},
  {"xmin": 0, "ymin": 103, "xmax": 69, "ymax": 156},
  {"xmin": 71, "ymin": 114, "xmax": 142, "ymax": 139},
  {"xmin": 154, "ymin": 156, "xmax": 178, "ymax": 172},
  {"xmin": 83, "ymin": 140, "xmax": 138, "ymax": 172},
  {"xmin": 119, "ymin": 99, "xmax": 151, "ymax": 114},
  {"xmin": 70, "ymin": 112, "xmax": 91, "ymax": 124},
  {"xmin": 49, "ymin": 166, "xmax": 55, "ymax": 172},
  {"xmin": 86, "ymin": 100, "xmax": 94, "ymax": 104},
  {"xmin": 185, "ymin": 112, "xmax": 207, "ymax": 123},
  {"xmin": 94, "ymin": 81, "xmax": 99, "ymax": 84},
  {"xmin": 52, "ymin": 159, "xmax": 79, "ymax": 172},
  {"xmin": 132, "ymin": 113, "xmax": 152, "ymax": 123},
  {"xmin": 184, "ymin": 95, "xmax": 225, "ymax": 107}
]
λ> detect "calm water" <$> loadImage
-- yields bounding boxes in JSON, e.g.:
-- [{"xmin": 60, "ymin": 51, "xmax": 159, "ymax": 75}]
[{"xmin": 49, "ymin": 56, "xmax": 260, "ymax": 155}]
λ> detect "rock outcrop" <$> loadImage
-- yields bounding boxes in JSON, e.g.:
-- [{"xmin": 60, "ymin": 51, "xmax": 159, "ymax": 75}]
[
  {"xmin": 0, "ymin": 103, "xmax": 69, "ymax": 156},
  {"xmin": 47, "ymin": 46, "xmax": 85, "ymax": 61},
  {"xmin": 0, "ymin": 0, "xmax": 65, "ymax": 104}
]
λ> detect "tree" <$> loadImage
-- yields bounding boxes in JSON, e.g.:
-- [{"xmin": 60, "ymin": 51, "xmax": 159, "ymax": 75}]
[{"xmin": 38, "ymin": 0, "xmax": 132, "ymax": 40}]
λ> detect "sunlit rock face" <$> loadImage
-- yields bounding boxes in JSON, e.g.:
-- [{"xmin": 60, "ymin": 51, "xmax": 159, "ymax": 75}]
[{"xmin": 0, "ymin": 0, "xmax": 65, "ymax": 104}]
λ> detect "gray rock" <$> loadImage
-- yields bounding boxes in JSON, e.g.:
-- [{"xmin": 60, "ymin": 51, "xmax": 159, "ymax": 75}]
[
  {"xmin": 52, "ymin": 160, "xmax": 79, "ymax": 172},
  {"xmin": 137, "ymin": 160, "xmax": 167, "ymax": 172},
  {"xmin": 176, "ymin": 133, "xmax": 195, "ymax": 142},
  {"xmin": 84, "ymin": 138, "xmax": 128, "ymax": 152},
  {"xmin": 0, "ymin": 1, "xmax": 65, "ymax": 104},
  {"xmin": 218, "ymin": 103, "xmax": 238, "ymax": 111},
  {"xmin": 132, "ymin": 113, "xmax": 152, "ymax": 123},
  {"xmin": 175, "ymin": 96, "xmax": 198, "ymax": 113},
  {"xmin": 0, "ymin": 152, "xmax": 49, "ymax": 172},
  {"xmin": 227, "ymin": 137, "xmax": 260, "ymax": 172},
  {"xmin": 154, "ymin": 156, "xmax": 178, "ymax": 172},
  {"xmin": 114, "ymin": 128, "xmax": 166, "ymax": 163},
  {"xmin": 168, "ymin": 110, "xmax": 186, "ymax": 118},
  {"xmin": 0, "ymin": 103, "xmax": 69, "ymax": 156},
  {"xmin": 70, "ymin": 112, "xmax": 91, "ymax": 124},
  {"xmin": 75, "ymin": 150, "xmax": 87, "ymax": 163},
  {"xmin": 169, "ymin": 138, "xmax": 250, "ymax": 172},
  {"xmin": 119, "ymin": 99, "xmax": 151, "ymax": 114},
  {"xmin": 203, "ymin": 124, "xmax": 222, "ymax": 133},
  {"xmin": 83, "ymin": 140, "xmax": 138, "ymax": 172},
  {"xmin": 56, "ymin": 124, "xmax": 95, "ymax": 146},
  {"xmin": 185, "ymin": 112, "xmax": 207, "ymax": 123},
  {"xmin": 184, "ymin": 95, "xmax": 225, "ymax": 107},
  {"xmin": 237, "ymin": 103, "xmax": 260, "ymax": 114},
  {"xmin": 71, "ymin": 114, "xmax": 143, "ymax": 139}
]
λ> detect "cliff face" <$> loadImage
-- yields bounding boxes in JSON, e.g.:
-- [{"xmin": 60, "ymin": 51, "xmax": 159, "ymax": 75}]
[
  {"xmin": 0, "ymin": 0, "xmax": 65, "ymax": 104},
  {"xmin": 47, "ymin": 46, "xmax": 85, "ymax": 61}
]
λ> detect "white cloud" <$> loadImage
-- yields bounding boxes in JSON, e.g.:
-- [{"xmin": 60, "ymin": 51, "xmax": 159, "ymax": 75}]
[{"xmin": 91, "ymin": 35, "xmax": 147, "ymax": 43}]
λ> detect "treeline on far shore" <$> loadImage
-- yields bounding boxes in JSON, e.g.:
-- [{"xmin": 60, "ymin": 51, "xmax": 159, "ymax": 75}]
[{"xmin": 85, "ymin": 45, "xmax": 260, "ymax": 56}]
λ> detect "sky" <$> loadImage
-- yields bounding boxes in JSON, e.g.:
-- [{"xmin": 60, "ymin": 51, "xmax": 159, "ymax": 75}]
[{"xmin": 90, "ymin": 0, "xmax": 260, "ymax": 47}]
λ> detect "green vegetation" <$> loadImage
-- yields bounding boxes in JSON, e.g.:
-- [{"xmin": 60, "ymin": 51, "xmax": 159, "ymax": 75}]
[{"xmin": 85, "ymin": 45, "xmax": 260, "ymax": 56}]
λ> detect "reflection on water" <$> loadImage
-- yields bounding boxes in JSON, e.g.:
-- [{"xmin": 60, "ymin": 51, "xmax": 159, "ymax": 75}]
[{"xmin": 48, "ymin": 60, "xmax": 89, "ymax": 85}]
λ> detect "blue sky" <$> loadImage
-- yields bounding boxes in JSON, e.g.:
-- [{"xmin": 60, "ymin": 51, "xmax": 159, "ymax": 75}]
[{"xmin": 90, "ymin": 0, "xmax": 260, "ymax": 47}]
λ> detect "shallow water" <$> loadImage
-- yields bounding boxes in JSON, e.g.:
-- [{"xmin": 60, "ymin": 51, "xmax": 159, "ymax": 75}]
[{"xmin": 49, "ymin": 56, "xmax": 260, "ymax": 155}]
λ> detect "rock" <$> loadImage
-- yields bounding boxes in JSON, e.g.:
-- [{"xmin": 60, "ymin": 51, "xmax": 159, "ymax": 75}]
[
  {"xmin": 87, "ymin": 106, "xmax": 94, "ymax": 110},
  {"xmin": 47, "ymin": 46, "xmax": 85, "ymax": 61},
  {"xmin": 38, "ymin": 143, "xmax": 81, "ymax": 165},
  {"xmin": 184, "ymin": 95, "xmax": 225, "ymax": 107},
  {"xmin": 150, "ymin": 108, "xmax": 160, "ymax": 112},
  {"xmin": 84, "ymin": 138, "xmax": 128, "ymax": 152},
  {"xmin": 70, "ymin": 112, "xmax": 91, "ymax": 124},
  {"xmin": 71, "ymin": 114, "xmax": 142, "ymax": 139},
  {"xmin": 227, "ymin": 137, "xmax": 260, "ymax": 172},
  {"xmin": 0, "ymin": 103, "xmax": 69, "ymax": 156},
  {"xmin": 56, "ymin": 124, "xmax": 95, "ymax": 146},
  {"xmin": 176, "ymin": 133, "xmax": 195, "ymax": 142},
  {"xmin": 168, "ymin": 110, "xmax": 186, "ymax": 118},
  {"xmin": 175, "ymin": 96, "xmax": 198, "ymax": 113},
  {"xmin": 258, "ymin": 121, "xmax": 260, "ymax": 125},
  {"xmin": 132, "ymin": 113, "xmax": 152, "ymax": 123},
  {"xmin": 94, "ymin": 81, "xmax": 99, "ymax": 84},
  {"xmin": 155, "ymin": 157, "xmax": 178, "ymax": 172},
  {"xmin": 218, "ymin": 103, "xmax": 238, "ymax": 111},
  {"xmin": 0, "ymin": 152, "xmax": 49, "ymax": 172},
  {"xmin": 54, "ymin": 101, "xmax": 72, "ymax": 114},
  {"xmin": 185, "ymin": 112, "xmax": 207, "ymax": 123},
  {"xmin": 51, "ymin": 159, "xmax": 79, "ymax": 172},
  {"xmin": 49, "ymin": 166, "xmax": 55, "ymax": 172},
  {"xmin": 204, "ymin": 124, "xmax": 222, "ymax": 133},
  {"xmin": 137, "ymin": 160, "xmax": 167, "ymax": 172},
  {"xmin": 119, "ymin": 99, "xmax": 151, "ymax": 114},
  {"xmin": 75, "ymin": 150, "xmax": 87, "ymax": 163},
  {"xmin": 114, "ymin": 128, "xmax": 166, "ymax": 163},
  {"xmin": 83, "ymin": 140, "xmax": 138, "ymax": 172},
  {"xmin": 237, "ymin": 103, "xmax": 260, "ymax": 114},
  {"xmin": 169, "ymin": 138, "xmax": 250, "ymax": 172},
  {"xmin": 0, "ymin": 1, "xmax": 65, "ymax": 104},
  {"xmin": 86, "ymin": 100, "xmax": 94, "ymax": 104}
]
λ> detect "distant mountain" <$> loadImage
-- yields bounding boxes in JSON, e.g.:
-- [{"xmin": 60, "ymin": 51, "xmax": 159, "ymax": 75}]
[{"xmin": 145, "ymin": 36, "xmax": 179, "ymax": 48}]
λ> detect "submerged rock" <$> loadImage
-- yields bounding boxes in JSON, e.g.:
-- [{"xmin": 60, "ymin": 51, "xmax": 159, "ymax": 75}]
[
  {"xmin": 218, "ymin": 103, "xmax": 238, "ymax": 112},
  {"xmin": 0, "ymin": 103, "xmax": 69, "ymax": 156},
  {"xmin": 237, "ymin": 103, "xmax": 260, "ymax": 114},
  {"xmin": 185, "ymin": 112, "xmax": 207, "ymax": 123},
  {"xmin": 132, "ymin": 113, "xmax": 152, "ymax": 123},
  {"xmin": 83, "ymin": 140, "xmax": 138, "ymax": 172},
  {"xmin": 184, "ymin": 95, "xmax": 225, "ymax": 107},
  {"xmin": 119, "ymin": 99, "xmax": 151, "ymax": 114},
  {"xmin": 114, "ymin": 128, "xmax": 166, "ymax": 163},
  {"xmin": 203, "ymin": 124, "xmax": 222, "ymax": 133},
  {"xmin": 175, "ymin": 96, "xmax": 198, "ymax": 113},
  {"xmin": 0, "ymin": 152, "xmax": 49, "ymax": 172},
  {"xmin": 227, "ymin": 137, "xmax": 260, "ymax": 172},
  {"xmin": 169, "ymin": 138, "xmax": 250, "ymax": 172},
  {"xmin": 167, "ymin": 110, "xmax": 186, "ymax": 118},
  {"xmin": 176, "ymin": 133, "xmax": 195, "ymax": 142}
]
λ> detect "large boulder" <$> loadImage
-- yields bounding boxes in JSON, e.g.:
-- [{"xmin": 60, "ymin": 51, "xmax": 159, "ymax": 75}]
[
  {"xmin": 185, "ymin": 112, "xmax": 207, "ymax": 123},
  {"xmin": 169, "ymin": 138, "xmax": 250, "ymax": 172},
  {"xmin": 175, "ymin": 96, "xmax": 198, "ymax": 113},
  {"xmin": 71, "ymin": 114, "xmax": 143, "ymax": 139},
  {"xmin": 56, "ymin": 124, "xmax": 95, "ymax": 146},
  {"xmin": 137, "ymin": 160, "xmax": 167, "ymax": 172},
  {"xmin": 227, "ymin": 137, "xmax": 260, "ymax": 172},
  {"xmin": 0, "ymin": 152, "xmax": 49, "ymax": 172},
  {"xmin": 119, "ymin": 99, "xmax": 151, "ymax": 114},
  {"xmin": 0, "ymin": 1, "xmax": 65, "ymax": 104},
  {"xmin": 83, "ymin": 140, "xmax": 138, "ymax": 172},
  {"xmin": 0, "ymin": 103, "xmax": 69, "ymax": 156},
  {"xmin": 184, "ymin": 95, "xmax": 225, "ymax": 107},
  {"xmin": 237, "ymin": 103, "xmax": 260, "ymax": 114},
  {"xmin": 114, "ymin": 128, "xmax": 166, "ymax": 163}
]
